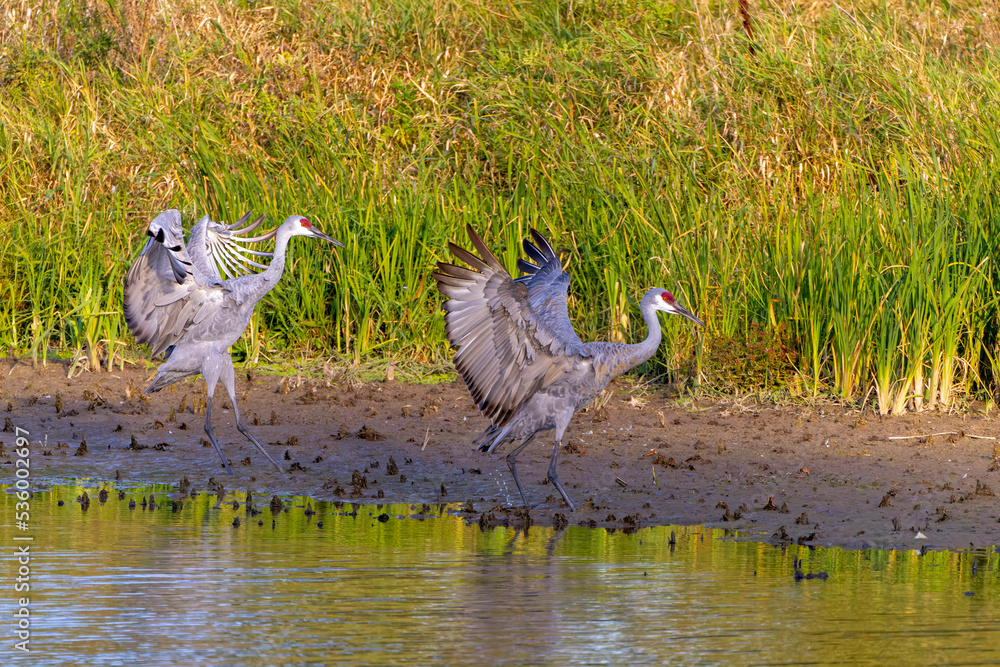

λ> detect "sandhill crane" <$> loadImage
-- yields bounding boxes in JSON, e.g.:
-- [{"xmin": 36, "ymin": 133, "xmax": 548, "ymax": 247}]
[
  {"xmin": 124, "ymin": 209, "xmax": 342, "ymax": 474},
  {"xmin": 434, "ymin": 225, "xmax": 703, "ymax": 511}
]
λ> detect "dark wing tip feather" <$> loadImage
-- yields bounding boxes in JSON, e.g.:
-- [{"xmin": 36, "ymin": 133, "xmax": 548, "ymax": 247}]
[
  {"xmin": 521, "ymin": 238, "xmax": 544, "ymax": 263},
  {"xmin": 529, "ymin": 228, "xmax": 557, "ymax": 260},
  {"xmin": 435, "ymin": 263, "xmax": 482, "ymax": 282},
  {"xmin": 228, "ymin": 212, "xmax": 267, "ymax": 235},
  {"xmin": 447, "ymin": 244, "xmax": 494, "ymax": 276},
  {"xmin": 517, "ymin": 259, "xmax": 540, "ymax": 275},
  {"xmin": 231, "ymin": 211, "xmax": 252, "ymax": 229},
  {"xmin": 464, "ymin": 225, "xmax": 506, "ymax": 274}
]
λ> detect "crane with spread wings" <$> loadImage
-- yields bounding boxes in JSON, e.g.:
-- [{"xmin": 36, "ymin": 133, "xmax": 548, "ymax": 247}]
[
  {"xmin": 124, "ymin": 209, "xmax": 342, "ymax": 474},
  {"xmin": 434, "ymin": 225, "xmax": 703, "ymax": 510}
]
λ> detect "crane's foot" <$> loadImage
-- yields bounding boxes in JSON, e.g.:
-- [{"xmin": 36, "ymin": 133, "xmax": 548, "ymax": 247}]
[
  {"xmin": 548, "ymin": 442, "xmax": 576, "ymax": 512},
  {"xmin": 205, "ymin": 432, "xmax": 235, "ymax": 475},
  {"xmin": 546, "ymin": 470, "xmax": 576, "ymax": 512},
  {"xmin": 237, "ymin": 422, "xmax": 284, "ymax": 473},
  {"xmin": 502, "ymin": 435, "xmax": 538, "ymax": 509},
  {"xmin": 505, "ymin": 451, "xmax": 533, "ymax": 509}
]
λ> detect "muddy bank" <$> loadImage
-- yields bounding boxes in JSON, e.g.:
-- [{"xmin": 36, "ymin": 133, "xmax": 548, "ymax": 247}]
[{"xmin": 2, "ymin": 360, "xmax": 998, "ymax": 551}]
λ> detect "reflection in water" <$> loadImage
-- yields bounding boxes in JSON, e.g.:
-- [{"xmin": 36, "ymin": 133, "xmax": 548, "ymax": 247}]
[{"xmin": 2, "ymin": 484, "xmax": 998, "ymax": 666}]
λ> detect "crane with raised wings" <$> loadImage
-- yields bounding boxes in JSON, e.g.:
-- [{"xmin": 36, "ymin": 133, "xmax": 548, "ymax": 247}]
[
  {"xmin": 124, "ymin": 209, "xmax": 342, "ymax": 474},
  {"xmin": 434, "ymin": 225, "xmax": 703, "ymax": 511}
]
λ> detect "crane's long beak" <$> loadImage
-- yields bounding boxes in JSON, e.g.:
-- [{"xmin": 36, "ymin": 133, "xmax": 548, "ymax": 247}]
[
  {"xmin": 311, "ymin": 228, "xmax": 345, "ymax": 247},
  {"xmin": 674, "ymin": 304, "xmax": 705, "ymax": 328}
]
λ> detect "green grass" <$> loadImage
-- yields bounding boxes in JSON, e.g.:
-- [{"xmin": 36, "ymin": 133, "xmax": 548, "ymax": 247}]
[{"xmin": 1, "ymin": 0, "xmax": 999, "ymax": 413}]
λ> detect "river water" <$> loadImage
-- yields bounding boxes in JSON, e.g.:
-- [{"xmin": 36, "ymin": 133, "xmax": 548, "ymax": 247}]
[{"xmin": 2, "ymin": 483, "xmax": 997, "ymax": 665}]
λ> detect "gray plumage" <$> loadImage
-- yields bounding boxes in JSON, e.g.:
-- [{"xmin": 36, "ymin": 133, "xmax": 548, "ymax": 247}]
[
  {"xmin": 434, "ymin": 225, "xmax": 704, "ymax": 511},
  {"xmin": 124, "ymin": 209, "xmax": 342, "ymax": 474}
]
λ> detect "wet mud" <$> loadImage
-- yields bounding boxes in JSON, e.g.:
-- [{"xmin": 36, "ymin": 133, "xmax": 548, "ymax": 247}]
[{"xmin": 2, "ymin": 360, "xmax": 999, "ymax": 550}]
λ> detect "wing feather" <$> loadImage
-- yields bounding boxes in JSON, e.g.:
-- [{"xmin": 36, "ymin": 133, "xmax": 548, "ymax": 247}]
[
  {"xmin": 514, "ymin": 228, "xmax": 585, "ymax": 355},
  {"xmin": 187, "ymin": 212, "xmax": 276, "ymax": 283},
  {"xmin": 123, "ymin": 210, "xmax": 239, "ymax": 358},
  {"xmin": 433, "ymin": 225, "xmax": 590, "ymax": 427}
]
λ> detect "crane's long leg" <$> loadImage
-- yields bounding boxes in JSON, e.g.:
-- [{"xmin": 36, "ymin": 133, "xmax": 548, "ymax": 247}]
[
  {"xmin": 202, "ymin": 363, "xmax": 235, "ymax": 475},
  {"xmin": 547, "ymin": 437, "xmax": 576, "ymax": 512},
  {"xmin": 505, "ymin": 434, "xmax": 537, "ymax": 509},
  {"xmin": 220, "ymin": 356, "xmax": 283, "ymax": 473}
]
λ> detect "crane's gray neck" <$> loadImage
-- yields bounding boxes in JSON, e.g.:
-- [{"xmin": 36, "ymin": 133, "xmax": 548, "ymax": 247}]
[
  {"xmin": 600, "ymin": 296, "xmax": 663, "ymax": 381},
  {"xmin": 244, "ymin": 225, "xmax": 295, "ymax": 303},
  {"xmin": 632, "ymin": 297, "xmax": 663, "ymax": 366}
]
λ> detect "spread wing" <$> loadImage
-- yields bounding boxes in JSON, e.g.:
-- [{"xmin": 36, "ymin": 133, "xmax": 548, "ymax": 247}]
[
  {"xmin": 433, "ymin": 225, "xmax": 591, "ymax": 427},
  {"xmin": 123, "ymin": 209, "xmax": 240, "ymax": 358},
  {"xmin": 187, "ymin": 212, "xmax": 276, "ymax": 282}
]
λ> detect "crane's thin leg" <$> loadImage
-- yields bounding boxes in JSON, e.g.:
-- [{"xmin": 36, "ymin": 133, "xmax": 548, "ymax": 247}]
[
  {"xmin": 546, "ymin": 437, "xmax": 576, "ymax": 512},
  {"xmin": 202, "ymin": 364, "xmax": 235, "ymax": 475},
  {"xmin": 220, "ymin": 356, "xmax": 283, "ymax": 473},
  {"xmin": 505, "ymin": 434, "xmax": 537, "ymax": 509}
]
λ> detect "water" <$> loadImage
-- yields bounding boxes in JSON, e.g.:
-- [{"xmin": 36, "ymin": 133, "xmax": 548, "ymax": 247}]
[{"xmin": 3, "ymin": 483, "xmax": 998, "ymax": 665}]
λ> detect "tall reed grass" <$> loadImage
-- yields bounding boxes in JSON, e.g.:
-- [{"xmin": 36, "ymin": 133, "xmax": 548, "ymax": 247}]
[{"xmin": 0, "ymin": 0, "xmax": 998, "ymax": 412}]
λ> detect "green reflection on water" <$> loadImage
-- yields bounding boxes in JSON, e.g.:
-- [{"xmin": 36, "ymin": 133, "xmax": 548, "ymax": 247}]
[{"xmin": 3, "ymin": 483, "xmax": 998, "ymax": 666}]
